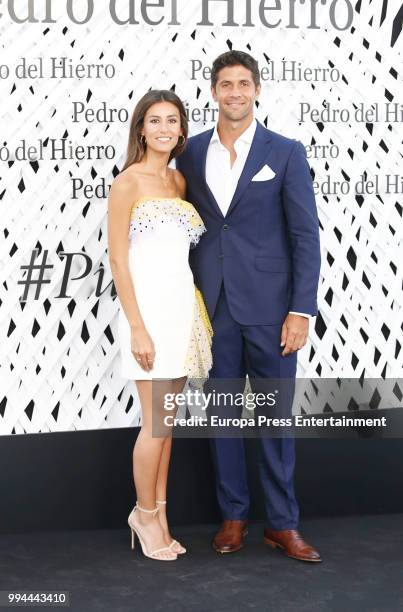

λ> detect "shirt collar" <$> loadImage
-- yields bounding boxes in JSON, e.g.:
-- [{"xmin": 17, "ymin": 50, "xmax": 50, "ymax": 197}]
[{"xmin": 210, "ymin": 118, "xmax": 257, "ymax": 147}]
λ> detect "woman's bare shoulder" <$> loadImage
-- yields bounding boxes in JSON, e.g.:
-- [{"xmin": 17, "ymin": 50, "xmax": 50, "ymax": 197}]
[
  {"xmin": 112, "ymin": 166, "xmax": 142, "ymax": 189},
  {"xmin": 171, "ymin": 168, "xmax": 186, "ymax": 198},
  {"xmin": 109, "ymin": 167, "xmax": 141, "ymax": 206}
]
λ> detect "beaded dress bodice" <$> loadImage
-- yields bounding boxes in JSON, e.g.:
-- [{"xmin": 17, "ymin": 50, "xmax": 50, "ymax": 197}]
[{"xmin": 129, "ymin": 197, "xmax": 206, "ymax": 247}]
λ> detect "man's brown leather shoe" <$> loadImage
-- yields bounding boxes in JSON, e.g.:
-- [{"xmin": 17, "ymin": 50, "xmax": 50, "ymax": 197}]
[
  {"xmin": 213, "ymin": 520, "xmax": 248, "ymax": 553},
  {"xmin": 263, "ymin": 529, "xmax": 322, "ymax": 562}
]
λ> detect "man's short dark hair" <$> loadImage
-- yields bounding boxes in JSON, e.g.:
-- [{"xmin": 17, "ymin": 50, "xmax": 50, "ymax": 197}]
[{"xmin": 211, "ymin": 50, "xmax": 260, "ymax": 89}]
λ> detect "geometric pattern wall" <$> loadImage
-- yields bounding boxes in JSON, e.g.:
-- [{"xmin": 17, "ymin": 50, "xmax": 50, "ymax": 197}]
[{"xmin": 0, "ymin": 1, "xmax": 401, "ymax": 434}]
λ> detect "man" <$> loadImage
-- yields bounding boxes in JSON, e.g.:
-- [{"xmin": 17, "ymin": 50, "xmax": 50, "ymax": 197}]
[{"xmin": 177, "ymin": 51, "xmax": 321, "ymax": 562}]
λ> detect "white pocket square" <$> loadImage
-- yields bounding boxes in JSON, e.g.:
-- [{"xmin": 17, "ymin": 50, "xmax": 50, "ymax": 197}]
[{"xmin": 252, "ymin": 165, "xmax": 276, "ymax": 181}]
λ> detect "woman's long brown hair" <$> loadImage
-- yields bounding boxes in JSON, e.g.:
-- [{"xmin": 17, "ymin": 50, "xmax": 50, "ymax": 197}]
[{"xmin": 121, "ymin": 90, "xmax": 188, "ymax": 171}]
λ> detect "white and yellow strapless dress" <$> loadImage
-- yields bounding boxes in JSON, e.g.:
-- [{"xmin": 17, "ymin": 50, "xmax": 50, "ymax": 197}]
[{"xmin": 117, "ymin": 197, "xmax": 213, "ymax": 380}]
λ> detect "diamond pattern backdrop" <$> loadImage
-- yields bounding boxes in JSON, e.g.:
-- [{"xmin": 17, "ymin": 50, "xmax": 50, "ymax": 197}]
[{"xmin": 0, "ymin": 1, "xmax": 401, "ymax": 434}]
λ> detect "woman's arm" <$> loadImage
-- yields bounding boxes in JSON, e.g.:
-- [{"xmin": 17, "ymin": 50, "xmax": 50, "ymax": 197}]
[
  {"xmin": 107, "ymin": 175, "xmax": 144, "ymax": 329},
  {"xmin": 107, "ymin": 174, "xmax": 155, "ymax": 372}
]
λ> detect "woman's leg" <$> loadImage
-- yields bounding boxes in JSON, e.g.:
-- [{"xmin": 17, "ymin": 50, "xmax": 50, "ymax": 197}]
[
  {"xmin": 131, "ymin": 379, "xmax": 176, "ymax": 559},
  {"xmin": 155, "ymin": 376, "xmax": 187, "ymax": 546},
  {"xmin": 155, "ymin": 437, "xmax": 172, "ymax": 507}
]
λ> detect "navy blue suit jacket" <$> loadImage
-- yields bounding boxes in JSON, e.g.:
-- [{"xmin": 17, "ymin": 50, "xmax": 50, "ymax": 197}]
[{"xmin": 176, "ymin": 121, "xmax": 321, "ymax": 325}]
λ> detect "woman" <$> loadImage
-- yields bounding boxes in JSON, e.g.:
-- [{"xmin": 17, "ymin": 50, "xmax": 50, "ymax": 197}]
[{"xmin": 108, "ymin": 90, "xmax": 212, "ymax": 561}]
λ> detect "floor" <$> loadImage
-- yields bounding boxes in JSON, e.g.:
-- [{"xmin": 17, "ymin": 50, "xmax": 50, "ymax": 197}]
[{"xmin": 1, "ymin": 514, "xmax": 402, "ymax": 612}]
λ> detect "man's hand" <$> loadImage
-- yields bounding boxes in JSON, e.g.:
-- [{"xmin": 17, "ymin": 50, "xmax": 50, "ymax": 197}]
[{"xmin": 280, "ymin": 313, "xmax": 309, "ymax": 356}]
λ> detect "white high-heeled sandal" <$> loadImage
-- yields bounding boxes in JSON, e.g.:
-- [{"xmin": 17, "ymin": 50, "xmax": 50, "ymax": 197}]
[
  {"xmin": 156, "ymin": 500, "xmax": 187, "ymax": 554},
  {"xmin": 128, "ymin": 503, "xmax": 178, "ymax": 561}
]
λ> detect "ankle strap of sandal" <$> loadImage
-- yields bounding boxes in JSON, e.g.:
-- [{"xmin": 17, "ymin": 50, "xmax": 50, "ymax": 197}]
[
  {"xmin": 135, "ymin": 503, "xmax": 159, "ymax": 516},
  {"xmin": 156, "ymin": 500, "xmax": 167, "ymax": 505}
]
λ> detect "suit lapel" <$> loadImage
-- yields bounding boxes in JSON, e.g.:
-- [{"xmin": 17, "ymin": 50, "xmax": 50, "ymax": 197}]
[
  {"xmin": 194, "ymin": 128, "xmax": 224, "ymax": 218},
  {"xmin": 225, "ymin": 122, "xmax": 272, "ymax": 218}
]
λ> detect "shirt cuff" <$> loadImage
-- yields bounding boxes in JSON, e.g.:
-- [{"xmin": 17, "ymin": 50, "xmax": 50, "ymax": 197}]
[{"xmin": 289, "ymin": 311, "xmax": 310, "ymax": 319}]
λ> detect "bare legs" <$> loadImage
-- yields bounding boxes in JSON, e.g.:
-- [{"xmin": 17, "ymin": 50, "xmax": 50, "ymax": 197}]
[
  {"xmin": 155, "ymin": 436, "xmax": 172, "ymax": 505},
  {"xmin": 155, "ymin": 377, "xmax": 187, "ymax": 550},
  {"xmin": 131, "ymin": 377, "xmax": 186, "ymax": 559}
]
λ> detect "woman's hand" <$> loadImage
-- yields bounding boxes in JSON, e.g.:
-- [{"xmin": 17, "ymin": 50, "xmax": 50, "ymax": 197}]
[{"xmin": 131, "ymin": 324, "xmax": 155, "ymax": 372}]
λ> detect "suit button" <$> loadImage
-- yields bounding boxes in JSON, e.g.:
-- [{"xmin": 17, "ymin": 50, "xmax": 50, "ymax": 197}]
[
  {"xmin": 218, "ymin": 254, "xmax": 224, "ymax": 259},
  {"xmin": 222, "ymin": 224, "xmax": 229, "ymax": 230}
]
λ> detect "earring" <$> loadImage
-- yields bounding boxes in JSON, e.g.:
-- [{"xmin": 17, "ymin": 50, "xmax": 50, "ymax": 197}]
[
  {"xmin": 141, "ymin": 135, "xmax": 146, "ymax": 146},
  {"xmin": 178, "ymin": 135, "xmax": 185, "ymax": 146}
]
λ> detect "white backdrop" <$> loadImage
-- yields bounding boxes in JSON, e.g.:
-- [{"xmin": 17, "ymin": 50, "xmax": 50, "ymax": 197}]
[{"xmin": 0, "ymin": 1, "xmax": 401, "ymax": 434}]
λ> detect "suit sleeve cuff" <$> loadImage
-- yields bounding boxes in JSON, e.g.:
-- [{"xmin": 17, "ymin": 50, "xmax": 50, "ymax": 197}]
[{"xmin": 289, "ymin": 311, "xmax": 310, "ymax": 319}]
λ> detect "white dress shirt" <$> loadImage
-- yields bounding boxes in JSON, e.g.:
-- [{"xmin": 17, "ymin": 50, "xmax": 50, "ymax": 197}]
[
  {"xmin": 206, "ymin": 118, "xmax": 257, "ymax": 216},
  {"xmin": 205, "ymin": 118, "xmax": 309, "ymax": 319}
]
